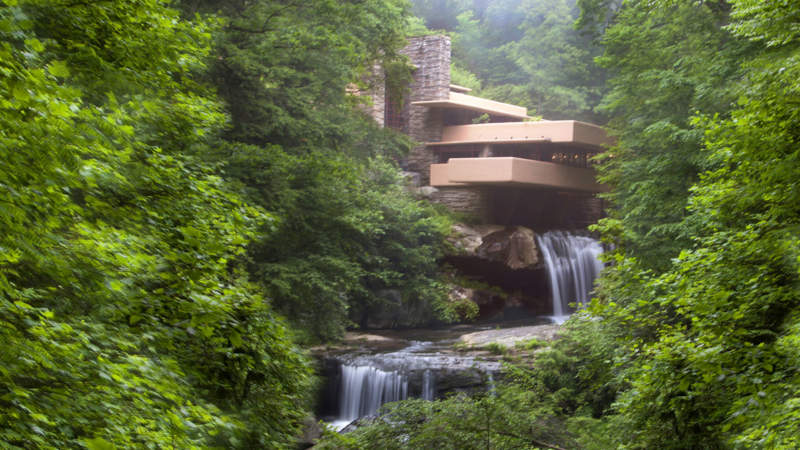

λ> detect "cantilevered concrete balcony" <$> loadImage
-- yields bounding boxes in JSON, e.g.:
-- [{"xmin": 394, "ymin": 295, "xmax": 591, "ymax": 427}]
[
  {"xmin": 430, "ymin": 157, "xmax": 608, "ymax": 193},
  {"xmin": 428, "ymin": 120, "xmax": 612, "ymax": 148},
  {"xmin": 411, "ymin": 92, "xmax": 530, "ymax": 120}
]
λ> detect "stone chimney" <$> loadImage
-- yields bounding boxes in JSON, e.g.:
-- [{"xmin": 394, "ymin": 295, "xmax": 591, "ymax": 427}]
[{"xmin": 401, "ymin": 35, "xmax": 451, "ymax": 181}]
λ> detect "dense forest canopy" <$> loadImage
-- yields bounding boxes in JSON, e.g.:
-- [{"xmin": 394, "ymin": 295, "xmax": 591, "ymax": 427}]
[
  {"xmin": 2, "ymin": 0, "xmax": 799, "ymax": 448},
  {"xmin": 0, "ymin": 1, "xmax": 312, "ymax": 447}
]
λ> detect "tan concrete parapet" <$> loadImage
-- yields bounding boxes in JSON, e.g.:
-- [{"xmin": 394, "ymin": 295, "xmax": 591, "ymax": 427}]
[
  {"xmin": 429, "ymin": 157, "xmax": 608, "ymax": 193},
  {"xmin": 411, "ymin": 92, "xmax": 529, "ymax": 120},
  {"xmin": 430, "ymin": 120, "xmax": 613, "ymax": 148},
  {"xmin": 430, "ymin": 163, "xmax": 465, "ymax": 186}
]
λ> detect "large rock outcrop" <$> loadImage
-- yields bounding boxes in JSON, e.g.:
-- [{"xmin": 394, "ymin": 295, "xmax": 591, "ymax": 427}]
[
  {"xmin": 449, "ymin": 224, "xmax": 541, "ymax": 270},
  {"xmin": 476, "ymin": 226, "xmax": 540, "ymax": 270},
  {"xmin": 448, "ymin": 223, "xmax": 506, "ymax": 255},
  {"xmin": 446, "ymin": 223, "xmax": 550, "ymax": 319}
]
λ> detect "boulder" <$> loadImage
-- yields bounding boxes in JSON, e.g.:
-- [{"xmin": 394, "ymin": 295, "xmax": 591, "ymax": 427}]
[
  {"xmin": 476, "ymin": 226, "xmax": 540, "ymax": 270},
  {"xmin": 445, "ymin": 224, "xmax": 548, "ymax": 320},
  {"xmin": 447, "ymin": 223, "xmax": 506, "ymax": 255},
  {"xmin": 447, "ymin": 284, "xmax": 473, "ymax": 304},
  {"xmin": 448, "ymin": 224, "xmax": 541, "ymax": 270},
  {"xmin": 447, "ymin": 284, "xmax": 507, "ymax": 320},
  {"xmin": 459, "ymin": 324, "xmax": 561, "ymax": 347}
]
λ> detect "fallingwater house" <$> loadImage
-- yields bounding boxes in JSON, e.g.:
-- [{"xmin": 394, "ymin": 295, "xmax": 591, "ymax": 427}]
[
  {"xmin": 360, "ymin": 35, "xmax": 610, "ymax": 321},
  {"xmin": 365, "ymin": 35, "xmax": 611, "ymax": 230},
  {"xmin": 317, "ymin": 37, "xmax": 612, "ymax": 426}
]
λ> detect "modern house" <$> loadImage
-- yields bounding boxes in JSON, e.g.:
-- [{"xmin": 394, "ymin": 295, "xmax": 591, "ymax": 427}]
[{"xmin": 365, "ymin": 35, "xmax": 610, "ymax": 230}]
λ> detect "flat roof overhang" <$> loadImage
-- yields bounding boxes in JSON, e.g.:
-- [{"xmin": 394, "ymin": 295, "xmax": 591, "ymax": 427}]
[
  {"xmin": 411, "ymin": 92, "xmax": 530, "ymax": 120},
  {"xmin": 427, "ymin": 120, "xmax": 613, "ymax": 148},
  {"xmin": 430, "ymin": 157, "xmax": 608, "ymax": 193},
  {"xmin": 449, "ymin": 84, "xmax": 472, "ymax": 93}
]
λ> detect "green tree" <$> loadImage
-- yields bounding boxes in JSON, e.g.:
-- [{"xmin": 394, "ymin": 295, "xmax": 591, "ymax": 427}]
[
  {"xmin": 590, "ymin": 0, "xmax": 749, "ymax": 269},
  {"xmin": 411, "ymin": 0, "xmax": 472, "ymax": 30},
  {"xmin": 605, "ymin": 1, "xmax": 800, "ymax": 445},
  {"xmin": 1, "ymin": 1, "xmax": 310, "ymax": 447},
  {"xmin": 506, "ymin": 0, "xmax": 604, "ymax": 120},
  {"xmin": 583, "ymin": 0, "xmax": 800, "ymax": 447},
  {"xmin": 452, "ymin": 8, "xmax": 526, "ymax": 92},
  {"xmin": 181, "ymin": 0, "xmax": 467, "ymax": 342}
]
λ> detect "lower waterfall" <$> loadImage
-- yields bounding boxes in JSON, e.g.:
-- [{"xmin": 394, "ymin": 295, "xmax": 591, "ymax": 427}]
[
  {"xmin": 323, "ymin": 337, "xmax": 502, "ymax": 431},
  {"xmin": 332, "ymin": 365, "xmax": 409, "ymax": 430},
  {"xmin": 536, "ymin": 231, "xmax": 604, "ymax": 323},
  {"xmin": 421, "ymin": 369, "xmax": 435, "ymax": 401}
]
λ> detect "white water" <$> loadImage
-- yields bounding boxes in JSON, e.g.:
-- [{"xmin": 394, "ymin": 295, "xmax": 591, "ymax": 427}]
[
  {"xmin": 536, "ymin": 231, "xmax": 604, "ymax": 323},
  {"xmin": 328, "ymin": 338, "xmax": 501, "ymax": 431},
  {"xmin": 421, "ymin": 369, "xmax": 435, "ymax": 401},
  {"xmin": 335, "ymin": 365, "xmax": 408, "ymax": 429}
]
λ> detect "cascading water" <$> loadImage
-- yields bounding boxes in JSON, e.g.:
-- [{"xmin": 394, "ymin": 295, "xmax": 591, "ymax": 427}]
[
  {"xmin": 536, "ymin": 231, "xmax": 604, "ymax": 324},
  {"xmin": 330, "ymin": 365, "xmax": 409, "ymax": 430},
  {"xmin": 325, "ymin": 338, "xmax": 501, "ymax": 431},
  {"xmin": 421, "ymin": 369, "xmax": 435, "ymax": 401}
]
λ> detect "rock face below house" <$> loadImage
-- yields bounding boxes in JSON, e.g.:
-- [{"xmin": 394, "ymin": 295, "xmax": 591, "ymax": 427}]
[
  {"xmin": 353, "ymin": 223, "xmax": 554, "ymax": 329},
  {"xmin": 448, "ymin": 223, "xmax": 506, "ymax": 256},
  {"xmin": 476, "ymin": 226, "xmax": 540, "ymax": 270},
  {"xmin": 449, "ymin": 224, "xmax": 541, "ymax": 270},
  {"xmin": 446, "ymin": 223, "xmax": 551, "ymax": 319}
]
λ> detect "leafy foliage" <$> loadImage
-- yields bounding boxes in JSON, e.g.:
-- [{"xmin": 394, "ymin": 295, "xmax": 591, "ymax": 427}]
[
  {"xmin": 584, "ymin": 0, "xmax": 800, "ymax": 447},
  {"xmin": 500, "ymin": 0, "xmax": 604, "ymax": 121},
  {"xmin": 0, "ymin": 1, "xmax": 311, "ymax": 447},
  {"xmin": 182, "ymin": 0, "xmax": 465, "ymax": 342},
  {"xmin": 245, "ymin": 152, "xmax": 455, "ymax": 340},
  {"xmin": 590, "ymin": 0, "xmax": 751, "ymax": 269},
  {"xmin": 318, "ymin": 392, "xmax": 575, "ymax": 450}
]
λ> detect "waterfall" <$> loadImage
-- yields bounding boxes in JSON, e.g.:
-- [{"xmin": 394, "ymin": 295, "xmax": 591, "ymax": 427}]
[
  {"xmin": 325, "ymin": 339, "xmax": 500, "ymax": 431},
  {"xmin": 335, "ymin": 365, "xmax": 408, "ymax": 428},
  {"xmin": 536, "ymin": 231, "xmax": 604, "ymax": 323},
  {"xmin": 421, "ymin": 369, "xmax": 435, "ymax": 401}
]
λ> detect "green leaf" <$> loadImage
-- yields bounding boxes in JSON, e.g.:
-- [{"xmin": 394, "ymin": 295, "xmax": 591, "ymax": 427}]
[
  {"xmin": 24, "ymin": 38, "xmax": 44, "ymax": 52},
  {"xmin": 83, "ymin": 437, "xmax": 115, "ymax": 450},
  {"xmin": 47, "ymin": 60, "xmax": 70, "ymax": 78}
]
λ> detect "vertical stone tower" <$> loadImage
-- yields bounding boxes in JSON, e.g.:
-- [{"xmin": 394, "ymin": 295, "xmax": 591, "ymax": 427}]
[{"xmin": 401, "ymin": 35, "xmax": 450, "ymax": 181}]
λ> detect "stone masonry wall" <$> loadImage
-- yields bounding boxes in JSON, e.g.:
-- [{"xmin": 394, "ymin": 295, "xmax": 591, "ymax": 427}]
[
  {"xmin": 430, "ymin": 187, "xmax": 491, "ymax": 222},
  {"xmin": 402, "ymin": 35, "xmax": 451, "ymax": 102},
  {"xmin": 360, "ymin": 63, "xmax": 386, "ymax": 126},
  {"xmin": 574, "ymin": 195, "xmax": 604, "ymax": 229},
  {"xmin": 402, "ymin": 35, "xmax": 451, "ymax": 182}
]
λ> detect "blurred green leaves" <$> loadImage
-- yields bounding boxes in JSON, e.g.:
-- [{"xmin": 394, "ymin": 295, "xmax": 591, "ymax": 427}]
[{"xmin": 1, "ymin": 1, "xmax": 310, "ymax": 447}]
